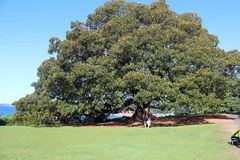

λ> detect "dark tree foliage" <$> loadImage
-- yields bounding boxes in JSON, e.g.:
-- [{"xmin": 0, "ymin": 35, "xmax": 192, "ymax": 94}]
[{"xmin": 13, "ymin": 0, "xmax": 240, "ymax": 124}]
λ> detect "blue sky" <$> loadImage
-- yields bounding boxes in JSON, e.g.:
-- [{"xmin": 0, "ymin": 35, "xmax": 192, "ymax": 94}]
[{"xmin": 0, "ymin": 0, "xmax": 239, "ymax": 104}]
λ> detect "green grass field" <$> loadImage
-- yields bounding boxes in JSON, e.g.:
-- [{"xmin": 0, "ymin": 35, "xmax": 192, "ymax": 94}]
[{"xmin": 0, "ymin": 124, "xmax": 238, "ymax": 160}]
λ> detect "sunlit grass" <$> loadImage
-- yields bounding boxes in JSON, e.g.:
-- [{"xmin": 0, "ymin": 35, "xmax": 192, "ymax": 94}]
[{"xmin": 0, "ymin": 124, "xmax": 238, "ymax": 160}]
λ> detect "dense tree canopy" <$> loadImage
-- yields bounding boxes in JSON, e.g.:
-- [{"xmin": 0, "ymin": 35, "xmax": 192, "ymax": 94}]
[{"xmin": 13, "ymin": 0, "xmax": 240, "ymax": 124}]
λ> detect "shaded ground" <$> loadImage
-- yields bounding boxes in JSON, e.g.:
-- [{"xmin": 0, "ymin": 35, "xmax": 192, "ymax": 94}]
[{"xmin": 60, "ymin": 114, "xmax": 239, "ymax": 129}]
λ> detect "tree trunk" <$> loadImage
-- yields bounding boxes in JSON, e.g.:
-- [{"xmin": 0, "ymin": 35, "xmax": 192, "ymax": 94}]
[{"xmin": 131, "ymin": 106, "xmax": 145, "ymax": 121}]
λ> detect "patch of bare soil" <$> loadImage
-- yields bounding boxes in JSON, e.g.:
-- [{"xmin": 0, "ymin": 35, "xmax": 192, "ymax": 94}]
[{"xmin": 206, "ymin": 115, "xmax": 238, "ymax": 133}]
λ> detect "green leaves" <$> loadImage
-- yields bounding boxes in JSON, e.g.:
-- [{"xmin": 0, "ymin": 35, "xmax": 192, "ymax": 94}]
[
  {"xmin": 86, "ymin": 0, "xmax": 127, "ymax": 30},
  {"xmin": 13, "ymin": 0, "xmax": 240, "ymax": 124}
]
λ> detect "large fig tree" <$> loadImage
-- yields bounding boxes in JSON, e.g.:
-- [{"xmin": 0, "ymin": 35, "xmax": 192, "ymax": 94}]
[{"xmin": 13, "ymin": 0, "xmax": 240, "ymax": 124}]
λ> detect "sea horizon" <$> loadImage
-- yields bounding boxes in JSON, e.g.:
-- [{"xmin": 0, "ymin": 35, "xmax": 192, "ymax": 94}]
[
  {"xmin": 0, "ymin": 105, "xmax": 16, "ymax": 117},
  {"xmin": 0, "ymin": 104, "xmax": 14, "ymax": 107}
]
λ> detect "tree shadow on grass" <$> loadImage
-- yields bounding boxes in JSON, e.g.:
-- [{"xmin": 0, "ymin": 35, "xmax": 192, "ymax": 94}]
[
  {"xmin": 151, "ymin": 114, "xmax": 233, "ymax": 127},
  {"xmin": 48, "ymin": 114, "xmax": 233, "ymax": 128}
]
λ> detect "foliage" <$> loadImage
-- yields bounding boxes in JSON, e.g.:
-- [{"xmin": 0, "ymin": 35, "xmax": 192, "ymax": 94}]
[
  {"xmin": 0, "ymin": 118, "xmax": 6, "ymax": 125},
  {"xmin": 13, "ymin": 0, "xmax": 240, "ymax": 124},
  {"xmin": 0, "ymin": 115, "xmax": 13, "ymax": 126}
]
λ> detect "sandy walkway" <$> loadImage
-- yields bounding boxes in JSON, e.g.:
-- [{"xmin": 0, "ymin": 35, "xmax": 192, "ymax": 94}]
[{"xmin": 207, "ymin": 114, "xmax": 240, "ymax": 133}]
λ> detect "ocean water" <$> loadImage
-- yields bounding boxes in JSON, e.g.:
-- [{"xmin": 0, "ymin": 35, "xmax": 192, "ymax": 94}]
[
  {"xmin": 107, "ymin": 115, "xmax": 121, "ymax": 119},
  {"xmin": 0, "ymin": 105, "xmax": 16, "ymax": 117},
  {"xmin": 0, "ymin": 105, "xmax": 121, "ymax": 120},
  {"xmin": 0, "ymin": 105, "xmax": 121, "ymax": 119}
]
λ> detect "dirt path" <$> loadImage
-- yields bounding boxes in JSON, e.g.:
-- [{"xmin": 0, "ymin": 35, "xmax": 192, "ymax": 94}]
[
  {"xmin": 222, "ymin": 114, "xmax": 240, "ymax": 132},
  {"xmin": 207, "ymin": 114, "xmax": 240, "ymax": 133},
  {"xmin": 207, "ymin": 114, "xmax": 240, "ymax": 155}
]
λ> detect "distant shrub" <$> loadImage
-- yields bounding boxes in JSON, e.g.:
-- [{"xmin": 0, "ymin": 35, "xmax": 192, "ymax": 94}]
[
  {"xmin": 0, "ymin": 115, "xmax": 13, "ymax": 125},
  {"xmin": 0, "ymin": 118, "xmax": 6, "ymax": 125}
]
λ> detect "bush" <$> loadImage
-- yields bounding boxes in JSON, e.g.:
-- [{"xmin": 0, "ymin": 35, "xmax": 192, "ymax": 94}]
[
  {"xmin": 0, "ymin": 115, "xmax": 13, "ymax": 125},
  {"xmin": 0, "ymin": 118, "xmax": 6, "ymax": 125}
]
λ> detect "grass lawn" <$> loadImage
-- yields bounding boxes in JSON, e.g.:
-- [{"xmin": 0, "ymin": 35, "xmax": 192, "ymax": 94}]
[{"xmin": 0, "ymin": 124, "xmax": 238, "ymax": 160}]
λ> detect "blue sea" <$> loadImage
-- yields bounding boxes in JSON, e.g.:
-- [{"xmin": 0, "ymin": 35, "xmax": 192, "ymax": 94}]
[
  {"xmin": 0, "ymin": 105, "xmax": 16, "ymax": 117},
  {"xmin": 0, "ymin": 105, "xmax": 121, "ymax": 119}
]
